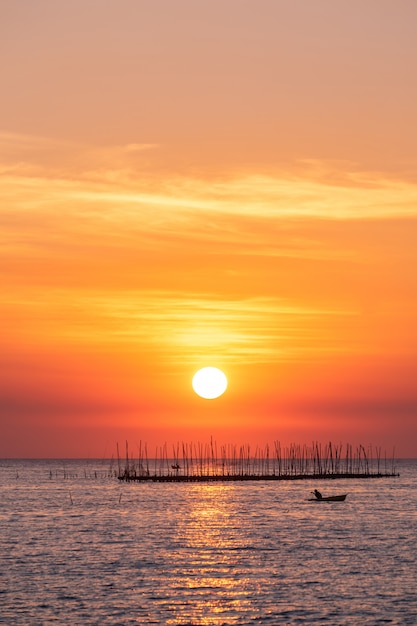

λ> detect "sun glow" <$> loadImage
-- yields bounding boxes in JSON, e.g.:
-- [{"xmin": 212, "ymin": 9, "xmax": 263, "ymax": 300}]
[{"xmin": 192, "ymin": 367, "xmax": 228, "ymax": 399}]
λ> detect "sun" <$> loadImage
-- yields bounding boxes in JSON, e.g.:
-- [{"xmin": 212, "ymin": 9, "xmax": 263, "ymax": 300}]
[{"xmin": 192, "ymin": 367, "xmax": 228, "ymax": 399}]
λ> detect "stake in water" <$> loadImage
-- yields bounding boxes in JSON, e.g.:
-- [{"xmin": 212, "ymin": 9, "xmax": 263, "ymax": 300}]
[{"xmin": 1, "ymin": 459, "xmax": 417, "ymax": 625}]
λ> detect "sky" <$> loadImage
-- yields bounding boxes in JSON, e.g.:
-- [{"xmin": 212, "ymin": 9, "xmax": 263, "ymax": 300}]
[{"xmin": 1, "ymin": 0, "xmax": 417, "ymax": 458}]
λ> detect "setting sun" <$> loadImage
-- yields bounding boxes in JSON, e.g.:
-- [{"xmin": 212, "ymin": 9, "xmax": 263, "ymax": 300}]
[
  {"xmin": 1, "ymin": 1, "xmax": 417, "ymax": 458},
  {"xmin": 192, "ymin": 367, "xmax": 228, "ymax": 400},
  {"xmin": 2, "ymin": 3, "xmax": 417, "ymax": 623}
]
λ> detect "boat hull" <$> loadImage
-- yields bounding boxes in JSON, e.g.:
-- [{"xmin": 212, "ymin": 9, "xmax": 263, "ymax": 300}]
[{"xmin": 308, "ymin": 494, "xmax": 347, "ymax": 501}]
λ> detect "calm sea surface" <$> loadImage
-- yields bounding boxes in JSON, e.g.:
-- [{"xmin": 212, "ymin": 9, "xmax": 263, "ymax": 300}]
[{"xmin": 1, "ymin": 458, "xmax": 416, "ymax": 625}]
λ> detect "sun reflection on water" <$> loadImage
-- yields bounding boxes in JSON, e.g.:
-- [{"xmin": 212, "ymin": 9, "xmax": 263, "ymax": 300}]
[{"xmin": 165, "ymin": 484, "xmax": 256, "ymax": 625}]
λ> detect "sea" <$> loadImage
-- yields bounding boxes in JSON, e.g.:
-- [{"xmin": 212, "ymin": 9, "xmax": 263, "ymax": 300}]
[{"xmin": 1, "ymin": 458, "xmax": 417, "ymax": 625}]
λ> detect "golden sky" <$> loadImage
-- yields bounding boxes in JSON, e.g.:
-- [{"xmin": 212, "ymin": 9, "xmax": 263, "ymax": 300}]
[{"xmin": 1, "ymin": 1, "xmax": 417, "ymax": 457}]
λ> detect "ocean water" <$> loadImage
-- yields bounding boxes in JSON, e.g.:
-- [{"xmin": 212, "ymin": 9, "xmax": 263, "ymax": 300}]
[{"xmin": 1, "ymin": 458, "xmax": 416, "ymax": 625}]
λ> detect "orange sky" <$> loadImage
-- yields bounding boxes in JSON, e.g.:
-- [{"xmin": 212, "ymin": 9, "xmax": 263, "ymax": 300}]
[{"xmin": 1, "ymin": 1, "xmax": 417, "ymax": 457}]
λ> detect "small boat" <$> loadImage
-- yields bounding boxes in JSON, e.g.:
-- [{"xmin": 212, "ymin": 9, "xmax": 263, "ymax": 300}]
[{"xmin": 308, "ymin": 493, "xmax": 347, "ymax": 502}]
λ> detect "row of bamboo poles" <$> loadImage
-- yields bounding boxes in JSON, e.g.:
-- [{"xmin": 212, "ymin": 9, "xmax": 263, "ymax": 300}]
[
  {"xmin": 49, "ymin": 464, "xmax": 119, "ymax": 480},
  {"xmin": 117, "ymin": 439, "xmax": 398, "ymax": 482}
]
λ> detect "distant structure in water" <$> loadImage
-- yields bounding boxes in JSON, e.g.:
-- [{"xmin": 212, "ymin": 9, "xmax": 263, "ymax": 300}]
[{"xmin": 117, "ymin": 440, "xmax": 399, "ymax": 482}]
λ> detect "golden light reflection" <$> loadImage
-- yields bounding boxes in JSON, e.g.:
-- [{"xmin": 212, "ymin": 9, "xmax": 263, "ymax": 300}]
[{"xmin": 166, "ymin": 484, "xmax": 256, "ymax": 625}]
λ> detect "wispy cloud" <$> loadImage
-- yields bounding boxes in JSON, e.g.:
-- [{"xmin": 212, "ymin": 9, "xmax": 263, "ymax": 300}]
[
  {"xmin": 1, "ymin": 132, "xmax": 416, "ymax": 373},
  {"xmin": 2, "ymin": 142, "xmax": 417, "ymax": 225},
  {"xmin": 1, "ymin": 287, "xmax": 358, "ymax": 365},
  {"xmin": 2, "ymin": 163, "xmax": 417, "ymax": 284}
]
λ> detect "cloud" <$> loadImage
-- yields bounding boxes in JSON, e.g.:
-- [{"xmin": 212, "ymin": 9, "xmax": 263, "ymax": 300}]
[
  {"xmin": 1, "ymin": 287, "xmax": 356, "ymax": 365},
  {"xmin": 2, "ymin": 132, "xmax": 417, "ymax": 222},
  {"xmin": 1, "ymin": 132, "xmax": 416, "ymax": 374}
]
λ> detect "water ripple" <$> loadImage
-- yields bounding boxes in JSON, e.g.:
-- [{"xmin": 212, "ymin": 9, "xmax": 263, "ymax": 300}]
[{"xmin": 1, "ymin": 459, "xmax": 416, "ymax": 624}]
